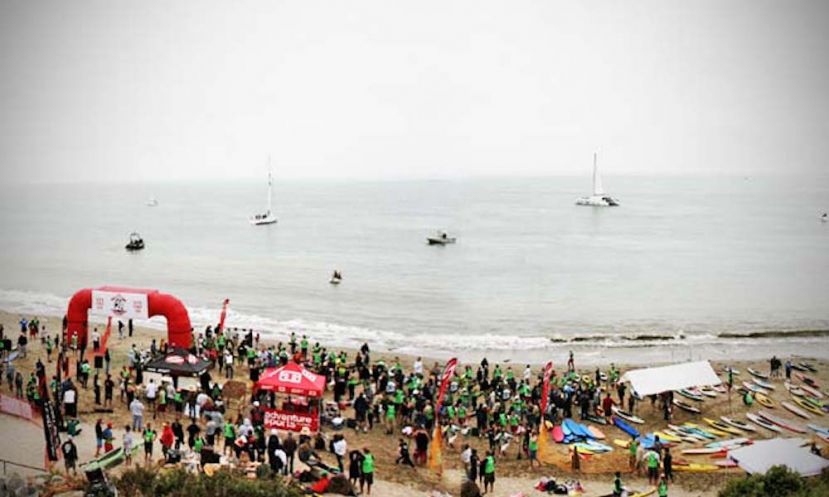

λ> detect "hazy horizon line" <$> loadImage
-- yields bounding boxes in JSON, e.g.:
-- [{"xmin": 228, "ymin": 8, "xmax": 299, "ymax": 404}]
[{"xmin": 5, "ymin": 169, "xmax": 826, "ymax": 187}]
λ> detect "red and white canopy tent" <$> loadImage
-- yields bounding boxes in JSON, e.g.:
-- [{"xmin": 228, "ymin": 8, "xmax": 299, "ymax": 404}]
[{"xmin": 254, "ymin": 361, "xmax": 326, "ymax": 433}]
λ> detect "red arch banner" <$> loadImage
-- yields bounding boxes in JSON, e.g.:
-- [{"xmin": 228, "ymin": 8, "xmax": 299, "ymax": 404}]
[{"xmin": 66, "ymin": 286, "xmax": 192, "ymax": 349}]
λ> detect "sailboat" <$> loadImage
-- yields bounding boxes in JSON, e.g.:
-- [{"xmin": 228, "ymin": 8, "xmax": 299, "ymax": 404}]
[
  {"xmin": 575, "ymin": 152, "xmax": 619, "ymax": 207},
  {"xmin": 250, "ymin": 162, "xmax": 278, "ymax": 225},
  {"xmin": 146, "ymin": 197, "xmax": 158, "ymax": 207}
]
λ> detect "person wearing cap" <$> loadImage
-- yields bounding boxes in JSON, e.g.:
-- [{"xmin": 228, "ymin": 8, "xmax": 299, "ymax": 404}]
[
  {"xmin": 103, "ymin": 422, "xmax": 114, "ymax": 452},
  {"xmin": 61, "ymin": 435, "xmax": 78, "ymax": 475}
]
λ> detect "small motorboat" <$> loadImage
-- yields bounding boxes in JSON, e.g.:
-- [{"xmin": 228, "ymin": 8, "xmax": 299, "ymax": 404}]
[
  {"xmin": 125, "ymin": 232, "xmax": 145, "ymax": 251},
  {"xmin": 329, "ymin": 270, "xmax": 342, "ymax": 285},
  {"xmin": 427, "ymin": 232, "xmax": 456, "ymax": 245},
  {"xmin": 146, "ymin": 197, "xmax": 158, "ymax": 207}
]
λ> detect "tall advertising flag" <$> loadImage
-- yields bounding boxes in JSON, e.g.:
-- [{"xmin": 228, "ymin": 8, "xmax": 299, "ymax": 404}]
[
  {"xmin": 538, "ymin": 361, "xmax": 554, "ymax": 460},
  {"xmin": 429, "ymin": 357, "xmax": 458, "ymax": 476},
  {"xmin": 41, "ymin": 399, "xmax": 61, "ymax": 463},
  {"xmin": 218, "ymin": 299, "xmax": 230, "ymax": 333}
]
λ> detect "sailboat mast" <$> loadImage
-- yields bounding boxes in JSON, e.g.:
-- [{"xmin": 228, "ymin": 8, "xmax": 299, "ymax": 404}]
[
  {"xmin": 267, "ymin": 156, "xmax": 273, "ymax": 214},
  {"xmin": 592, "ymin": 152, "xmax": 598, "ymax": 196}
]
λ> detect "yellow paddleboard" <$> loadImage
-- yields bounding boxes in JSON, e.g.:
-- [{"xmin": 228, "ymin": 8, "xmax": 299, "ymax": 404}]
[
  {"xmin": 794, "ymin": 398, "xmax": 824, "ymax": 415},
  {"xmin": 654, "ymin": 431, "xmax": 681, "ymax": 443},
  {"xmin": 614, "ymin": 439, "xmax": 630, "ymax": 448},
  {"xmin": 675, "ymin": 463, "xmax": 719, "ymax": 472},
  {"xmin": 630, "ymin": 489, "xmax": 656, "ymax": 497},
  {"xmin": 756, "ymin": 393, "xmax": 774, "ymax": 408}
]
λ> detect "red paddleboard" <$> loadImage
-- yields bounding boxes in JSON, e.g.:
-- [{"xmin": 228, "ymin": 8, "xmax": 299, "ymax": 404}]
[{"xmin": 553, "ymin": 425, "xmax": 565, "ymax": 443}]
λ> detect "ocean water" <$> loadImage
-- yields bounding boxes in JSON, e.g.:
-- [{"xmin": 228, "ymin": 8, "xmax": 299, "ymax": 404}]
[{"xmin": 1, "ymin": 175, "xmax": 827, "ymax": 365}]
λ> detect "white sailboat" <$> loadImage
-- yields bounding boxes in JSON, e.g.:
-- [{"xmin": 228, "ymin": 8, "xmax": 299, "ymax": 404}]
[
  {"xmin": 250, "ymin": 162, "xmax": 277, "ymax": 225},
  {"xmin": 575, "ymin": 152, "xmax": 619, "ymax": 207}
]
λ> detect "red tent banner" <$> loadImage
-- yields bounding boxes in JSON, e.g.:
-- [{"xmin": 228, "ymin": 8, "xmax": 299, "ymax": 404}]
[
  {"xmin": 218, "ymin": 298, "xmax": 230, "ymax": 332},
  {"xmin": 256, "ymin": 362, "xmax": 326, "ymax": 398},
  {"xmin": 429, "ymin": 357, "xmax": 458, "ymax": 475},
  {"xmin": 263, "ymin": 409, "xmax": 320, "ymax": 433}
]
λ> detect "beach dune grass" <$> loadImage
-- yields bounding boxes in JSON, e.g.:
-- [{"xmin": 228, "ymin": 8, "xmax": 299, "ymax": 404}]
[{"xmin": 116, "ymin": 466, "xmax": 304, "ymax": 497}]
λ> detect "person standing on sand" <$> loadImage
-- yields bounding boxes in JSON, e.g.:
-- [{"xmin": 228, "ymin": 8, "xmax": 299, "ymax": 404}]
[
  {"xmin": 646, "ymin": 448, "xmax": 661, "ymax": 485},
  {"xmin": 360, "ymin": 447, "xmax": 374, "ymax": 496},
  {"xmin": 123, "ymin": 425, "xmax": 134, "ymax": 466},
  {"xmin": 482, "ymin": 449, "xmax": 496, "ymax": 494},
  {"xmin": 61, "ymin": 436, "xmax": 78, "ymax": 475},
  {"xmin": 528, "ymin": 430, "xmax": 539, "ymax": 468},
  {"xmin": 658, "ymin": 476, "xmax": 669, "ymax": 497},
  {"xmin": 348, "ymin": 450, "xmax": 363, "ymax": 489},
  {"xmin": 571, "ymin": 445, "xmax": 580, "ymax": 473},
  {"xmin": 612, "ymin": 471, "xmax": 624, "ymax": 497},
  {"xmin": 143, "ymin": 422, "xmax": 157, "ymax": 466},
  {"xmin": 663, "ymin": 447, "xmax": 674, "ymax": 482},
  {"xmin": 628, "ymin": 438, "xmax": 638, "ymax": 471}
]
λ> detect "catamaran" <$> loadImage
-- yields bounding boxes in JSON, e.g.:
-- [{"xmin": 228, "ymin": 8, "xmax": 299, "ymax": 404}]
[
  {"xmin": 250, "ymin": 164, "xmax": 277, "ymax": 226},
  {"xmin": 575, "ymin": 152, "xmax": 619, "ymax": 207}
]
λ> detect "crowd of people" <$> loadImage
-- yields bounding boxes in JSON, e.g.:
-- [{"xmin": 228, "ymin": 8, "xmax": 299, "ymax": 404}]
[{"xmin": 1, "ymin": 317, "xmax": 704, "ymax": 496}]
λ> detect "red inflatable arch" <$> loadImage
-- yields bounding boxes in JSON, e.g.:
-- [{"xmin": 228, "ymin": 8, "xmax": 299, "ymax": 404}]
[{"xmin": 66, "ymin": 286, "xmax": 192, "ymax": 349}]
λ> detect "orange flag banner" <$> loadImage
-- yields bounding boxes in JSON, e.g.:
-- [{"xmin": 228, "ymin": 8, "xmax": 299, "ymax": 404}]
[
  {"xmin": 538, "ymin": 361, "xmax": 554, "ymax": 460},
  {"xmin": 428, "ymin": 357, "xmax": 458, "ymax": 476}
]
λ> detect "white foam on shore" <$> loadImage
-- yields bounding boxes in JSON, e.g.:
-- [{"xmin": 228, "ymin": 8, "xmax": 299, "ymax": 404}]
[{"xmin": 2, "ymin": 288, "xmax": 828, "ymax": 365}]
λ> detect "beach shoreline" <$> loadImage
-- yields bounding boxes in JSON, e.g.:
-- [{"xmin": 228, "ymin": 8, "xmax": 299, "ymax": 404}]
[
  {"xmin": 2, "ymin": 298, "xmax": 828, "ymax": 367},
  {"xmin": 1, "ymin": 307, "xmax": 827, "ymax": 496}
]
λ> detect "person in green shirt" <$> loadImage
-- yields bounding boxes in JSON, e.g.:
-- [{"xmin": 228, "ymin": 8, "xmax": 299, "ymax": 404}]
[
  {"xmin": 483, "ymin": 450, "xmax": 496, "ymax": 493},
  {"xmin": 743, "ymin": 390, "xmax": 754, "ymax": 406},
  {"xmin": 658, "ymin": 476, "xmax": 668, "ymax": 497},
  {"xmin": 528, "ymin": 431, "xmax": 539, "ymax": 468},
  {"xmin": 646, "ymin": 449, "xmax": 660, "ymax": 485},
  {"xmin": 143, "ymin": 423, "xmax": 157, "ymax": 465},
  {"xmin": 628, "ymin": 438, "xmax": 639, "ymax": 471},
  {"xmin": 385, "ymin": 403, "xmax": 396, "ymax": 434},
  {"xmin": 360, "ymin": 448, "xmax": 375, "ymax": 496},
  {"xmin": 300, "ymin": 336, "xmax": 309, "ymax": 358}
]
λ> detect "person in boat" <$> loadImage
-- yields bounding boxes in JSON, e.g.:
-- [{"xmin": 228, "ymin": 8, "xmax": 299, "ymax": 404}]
[
  {"xmin": 441, "ymin": 232, "xmax": 447, "ymax": 239},
  {"xmin": 332, "ymin": 270, "xmax": 342, "ymax": 280}
]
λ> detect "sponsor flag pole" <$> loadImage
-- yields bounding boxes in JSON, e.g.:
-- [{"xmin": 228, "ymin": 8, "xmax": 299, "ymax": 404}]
[
  {"xmin": 429, "ymin": 357, "xmax": 458, "ymax": 476},
  {"xmin": 538, "ymin": 361, "xmax": 554, "ymax": 461}
]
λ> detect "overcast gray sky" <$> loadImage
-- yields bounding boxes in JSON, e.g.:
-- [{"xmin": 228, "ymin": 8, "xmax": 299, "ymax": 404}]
[{"xmin": 1, "ymin": 0, "xmax": 827, "ymax": 183}]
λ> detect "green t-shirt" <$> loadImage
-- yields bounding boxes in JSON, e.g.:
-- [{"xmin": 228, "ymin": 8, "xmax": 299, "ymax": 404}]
[
  {"xmin": 658, "ymin": 480, "xmax": 668, "ymax": 497},
  {"xmin": 647, "ymin": 451, "xmax": 659, "ymax": 469},
  {"xmin": 484, "ymin": 455, "xmax": 495, "ymax": 474},
  {"xmin": 362, "ymin": 453, "xmax": 374, "ymax": 473}
]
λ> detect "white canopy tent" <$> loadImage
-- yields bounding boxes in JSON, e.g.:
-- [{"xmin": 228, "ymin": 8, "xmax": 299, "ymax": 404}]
[
  {"xmin": 621, "ymin": 360, "xmax": 721, "ymax": 397},
  {"xmin": 729, "ymin": 438, "xmax": 829, "ymax": 477}
]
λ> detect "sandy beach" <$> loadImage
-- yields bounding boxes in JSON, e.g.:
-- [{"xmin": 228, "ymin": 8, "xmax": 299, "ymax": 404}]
[{"xmin": 0, "ymin": 309, "xmax": 826, "ymax": 497}]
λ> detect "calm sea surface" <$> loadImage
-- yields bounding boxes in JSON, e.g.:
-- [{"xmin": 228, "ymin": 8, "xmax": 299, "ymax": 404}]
[{"xmin": 1, "ymin": 175, "xmax": 827, "ymax": 365}]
